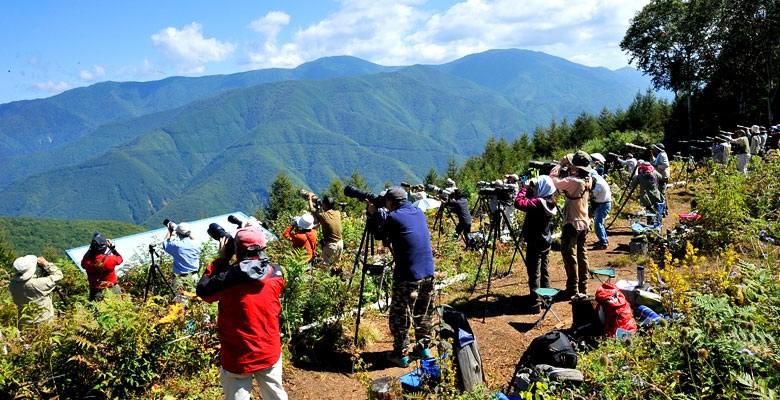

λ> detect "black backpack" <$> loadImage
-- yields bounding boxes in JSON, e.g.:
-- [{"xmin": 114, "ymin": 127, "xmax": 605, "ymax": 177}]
[{"xmin": 518, "ymin": 330, "xmax": 577, "ymax": 369}]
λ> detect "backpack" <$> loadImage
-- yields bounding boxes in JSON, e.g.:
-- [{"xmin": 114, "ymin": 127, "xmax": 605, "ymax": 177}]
[
  {"xmin": 570, "ymin": 295, "xmax": 602, "ymax": 338},
  {"xmin": 518, "ymin": 330, "xmax": 577, "ymax": 369},
  {"xmin": 440, "ymin": 308, "xmax": 484, "ymax": 391},
  {"xmin": 595, "ymin": 283, "xmax": 638, "ymax": 337}
]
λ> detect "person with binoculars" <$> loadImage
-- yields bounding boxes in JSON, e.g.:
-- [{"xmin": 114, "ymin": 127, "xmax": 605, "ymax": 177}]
[
  {"xmin": 81, "ymin": 232, "xmax": 123, "ymax": 301},
  {"xmin": 197, "ymin": 226, "xmax": 288, "ymax": 400},
  {"xmin": 513, "ymin": 175, "xmax": 557, "ymax": 313},
  {"xmin": 9, "ymin": 255, "xmax": 63, "ymax": 325},
  {"xmin": 162, "ymin": 220, "xmax": 201, "ymax": 296},
  {"xmin": 283, "ymin": 214, "xmax": 317, "ymax": 264}
]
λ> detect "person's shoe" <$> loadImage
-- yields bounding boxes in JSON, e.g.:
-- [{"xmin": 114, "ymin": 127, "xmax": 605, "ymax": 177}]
[
  {"xmin": 553, "ymin": 290, "xmax": 574, "ymax": 302},
  {"xmin": 593, "ymin": 243, "xmax": 608, "ymax": 250},
  {"xmin": 387, "ymin": 352, "xmax": 410, "ymax": 367},
  {"xmin": 410, "ymin": 347, "xmax": 432, "ymax": 360}
]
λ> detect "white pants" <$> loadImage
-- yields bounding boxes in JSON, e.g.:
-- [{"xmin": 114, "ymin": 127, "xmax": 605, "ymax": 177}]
[
  {"xmin": 220, "ymin": 356, "xmax": 288, "ymax": 400},
  {"xmin": 736, "ymin": 153, "xmax": 750, "ymax": 175}
]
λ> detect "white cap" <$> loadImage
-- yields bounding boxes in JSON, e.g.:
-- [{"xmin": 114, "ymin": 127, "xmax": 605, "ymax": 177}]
[
  {"xmin": 176, "ymin": 222, "xmax": 192, "ymax": 237},
  {"xmin": 13, "ymin": 255, "xmax": 38, "ymax": 281},
  {"xmin": 297, "ymin": 214, "xmax": 315, "ymax": 230}
]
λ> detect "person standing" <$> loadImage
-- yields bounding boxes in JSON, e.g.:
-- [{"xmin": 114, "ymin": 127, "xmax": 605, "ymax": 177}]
[
  {"xmin": 81, "ymin": 233, "xmax": 123, "ymax": 301},
  {"xmin": 550, "ymin": 151, "xmax": 592, "ymax": 298},
  {"xmin": 513, "ymin": 176, "xmax": 557, "ymax": 313},
  {"xmin": 162, "ymin": 221, "xmax": 201, "ymax": 294},
  {"xmin": 731, "ymin": 130, "xmax": 751, "ymax": 175},
  {"xmin": 651, "ymin": 143, "xmax": 670, "ymax": 215},
  {"xmin": 712, "ymin": 135, "xmax": 730, "ymax": 165},
  {"xmin": 8, "ymin": 255, "xmax": 63, "ymax": 326},
  {"xmin": 749, "ymin": 125, "xmax": 762, "ymax": 157},
  {"xmin": 367, "ymin": 187, "xmax": 436, "ymax": 367},
  {"xmin": 282, "ymin": 214, "xmax": 317, "ymax": 264},
  {"xmin": 590, "ymin": 171, "xmax": 612, "ymax": 250},
  {"xmin": 446, "ymin": 189, "xmax": 472, "ymax": 244},
  {"xmin": 308, "ymin": 195, "xmax": 343, "ymax": 265},
  {"xmin": 197, "ymin": 227, "xmax": 287, "ymax": 400},
  {"xmin": 630, "ymin": 163, "xmax": 664, "ymax": 224},
  {"xmin": 617, "ymin": 153, "xmax": 638, "ymax": 175}
]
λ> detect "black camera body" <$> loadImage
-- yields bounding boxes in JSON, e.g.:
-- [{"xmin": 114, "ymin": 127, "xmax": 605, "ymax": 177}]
[
  {"xmin": 478, "ymin": 186, "xmax": 514, "ymax": 202},
  {"xmin": 528, "ymin": 161, "xmax": 557, "ymax": 175},
  {"xmin": 344, "ymin": 185, "xmax": 386, "ymax": 209}
]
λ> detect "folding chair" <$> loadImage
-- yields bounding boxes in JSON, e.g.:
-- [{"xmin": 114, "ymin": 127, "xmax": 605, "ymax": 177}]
[
  {"xmin": 533, "ymin": 288, "xmax": 562, "ymax": 327},
  {"xmin": 589, "ymin": 268, "xmax": 615, "ymax": 284}
]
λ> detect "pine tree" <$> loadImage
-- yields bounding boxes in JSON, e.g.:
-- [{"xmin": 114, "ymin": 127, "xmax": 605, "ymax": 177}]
[{"xmin": 263, "ymin": 172, "xmax": 306, "ymax": 223}]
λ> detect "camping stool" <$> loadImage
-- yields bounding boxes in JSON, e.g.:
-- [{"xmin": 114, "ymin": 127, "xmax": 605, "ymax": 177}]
[
  {"xmin": 533, "ymin": 288, "xmax": 562, "ymax": 328},
  {"xmin": 589, "ymin": 268, "xmax": 616, "ymax": 284}
]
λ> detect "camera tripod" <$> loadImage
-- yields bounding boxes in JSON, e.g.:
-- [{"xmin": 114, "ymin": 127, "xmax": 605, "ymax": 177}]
[
  {"xmin": 469, "ymin": 198, "xmax": 526, "ymax": 322},
  {"xmin": 431, "ymin": 198, "xmax": 462, "ymax": 245},
  {"xmin": 143, "ymin": 243, "xmax": 174, "ymax": 301},
  {"xmin": 348, "ymin": 217, "xmax": 394, "ymax": 346}
]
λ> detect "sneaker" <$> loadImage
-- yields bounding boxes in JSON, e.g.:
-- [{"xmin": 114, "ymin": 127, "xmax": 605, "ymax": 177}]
[
  {"xmin": 593, "ymin": 243, "xmax": 608, "ymax": 250},
  {"xmin": 387, "ymin": 352, "xmax": 410, "ymax": 367},
  {"xmin": 410, "ymin": 347, "xmax": 432, "ymax": 360}
]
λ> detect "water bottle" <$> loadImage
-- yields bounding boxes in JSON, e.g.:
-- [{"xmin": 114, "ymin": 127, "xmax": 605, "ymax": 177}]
[{"xmin": 637, "ymin": 265, "xmax": 645, "ymax": 287}]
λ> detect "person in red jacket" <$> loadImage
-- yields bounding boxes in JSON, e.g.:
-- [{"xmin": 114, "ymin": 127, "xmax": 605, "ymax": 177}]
[
  {"xmin": 80, "ymin": 233, "xmax": 123, "ymax": 301},
  {"xmin": 197, "ymin": 227, "xmax": 287, "ymax": 400},
  {"xmin": 282, "ymin": 214, "xmax": 317, "ymax": 263}
]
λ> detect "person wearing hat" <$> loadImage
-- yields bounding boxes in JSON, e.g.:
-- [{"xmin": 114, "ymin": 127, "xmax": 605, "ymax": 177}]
[
  {"xmin": 731, "ymin": 130, "xmax": 751, "ymax": 175},
  {"xmin": 630, "ymin": 163, "xmax": 664, "ymax": 223},
  {"xmin": 590, "ymin": 168, "xmax": 612, "ymax": 250},
  {"xmin": 550, "ymin": 150, "xmax": 592, "ymax": 298},
  {"xmin": 514, "ymin": 175, "xmax": 557, "ymax": 313},
  {"xmin": 307, "ymin": 194, "xmax": 343, "ymax": 265},
  {"xmin": 590, "ymin": 153, "xmax": 606, "ymax": 176},
  {"xmin": 197, "ymin": 227, "xmax": 288, "ymax": 400},
  {"xmin": 81, "ymin": 233, "xmax": 123, "ymax": 301},
  {"xmin": 282, "ymin": 214, "xmax": 318, "ymax": 264},
  {"xmin": 445, "ymin": 177, "xmax": 457, "ymax": 190},
  {"xmin": 750, "ymin": 125, "xmax": 763, "ymax": 157},
  {"xmin": 366, "ymin": 186, "xmax": 436, "ymax": 367},
  {"xmin": 162, "ymin": 221, "xmax": 201, "ymax": 295},
  {"xmin": 651, "ymin": 143, "xmax": 670, "ymax": 215},
  {"xmin": 8, "ymin": 255, "xmax": 63, "ymax": 326},
  {"xmin": 445, "ymin": 188, "xmax": 472, "ymax": 245},
  {"xmin": 712, "ymin": 135, "xmax": 731, "ymax": 165},
  {"xmin": 617, "ymin": 153, "xmax": 638, "ymax": 176}
]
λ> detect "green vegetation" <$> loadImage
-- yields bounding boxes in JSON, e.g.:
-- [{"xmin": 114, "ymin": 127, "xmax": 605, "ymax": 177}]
[{"xmin": 0, "ymin": 216, "xmax": 144, "ymax": 260}]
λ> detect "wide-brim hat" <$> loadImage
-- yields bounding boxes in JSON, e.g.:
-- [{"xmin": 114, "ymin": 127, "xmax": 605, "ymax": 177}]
[
  {"xmin": 751, "ymin": 125, "xmax": 760, "ymax": 134},
  {"xmin": 297, "ymin": 214, "xmax": 315, "ymax": 230},
  {"xmin": 590, "ymin": 153, "xmax": 606, "ymax": 164},
  {"xmin": 566, "ymin": 151, "xmax": 593, "ymax": 173},
  {"xmin": 653, "ymin": 143, "xmax": 665, "ymax": 152},
  {"xmin": 13, "ymin": 255, "xmax": 37, "ymax": 281}
]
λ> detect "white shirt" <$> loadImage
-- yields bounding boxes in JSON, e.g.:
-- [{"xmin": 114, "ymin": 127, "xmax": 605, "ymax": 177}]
[{"xmin": 591, "ymin": 174, "xmax": 612, "ymax": 203}]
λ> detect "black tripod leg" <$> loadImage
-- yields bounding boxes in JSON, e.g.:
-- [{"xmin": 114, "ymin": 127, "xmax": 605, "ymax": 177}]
[
  {"xmin": 348, "ymin": 227, "xmax": 369, "ymax": 288},
  {"xmin": 482, "ymin": 216, "xmax": 500, "ymax": 323},
  {"xmin": 155, "ymin": 264, "xmax": 175, "ymax": 298},
  {"xmin": 354, "ymin": 265, "xmax": 369, "ymax": 347},
  {"xmin": 470, "ymin": 219, "xmax": 493, "ymax": 293}
]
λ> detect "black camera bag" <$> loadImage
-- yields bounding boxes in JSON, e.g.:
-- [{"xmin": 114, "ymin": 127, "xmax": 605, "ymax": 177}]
[
  {"xmin": 518, "ymin": 330, "xmax": 577, "ymax": 369},
  {"xmin": 570, "ymin": 295, "xmax": 602, "ymax": 339}
]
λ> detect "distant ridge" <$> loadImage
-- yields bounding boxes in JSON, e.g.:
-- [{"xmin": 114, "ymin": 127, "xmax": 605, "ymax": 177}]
[{"xmin": 0, "ymin": 49, "xmax": 663, "ymax": 226}]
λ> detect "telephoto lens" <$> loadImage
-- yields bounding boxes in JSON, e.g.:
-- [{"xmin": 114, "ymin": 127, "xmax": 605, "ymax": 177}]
[
  {"xmin": 227, "ymin": 214, "xmax": 243, "ymax": 227},
  {"xmin": 207, "ymin": 223, "xmax": 236, "ymax": 260},
  {"xmin": 343, "ymin": 185, "xmax": 385, "ymax": 209}
]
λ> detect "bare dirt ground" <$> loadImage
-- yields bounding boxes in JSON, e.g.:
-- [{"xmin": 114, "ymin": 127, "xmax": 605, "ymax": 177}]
[{"xmin": 282, "ymin": 189, "xmax": 692, "ymax": 399}]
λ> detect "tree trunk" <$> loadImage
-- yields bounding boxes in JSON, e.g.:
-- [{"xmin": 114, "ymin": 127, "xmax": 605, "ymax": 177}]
[{"xmin": 687, "ymin": 91, "xmax": 693, "ymax": 138}]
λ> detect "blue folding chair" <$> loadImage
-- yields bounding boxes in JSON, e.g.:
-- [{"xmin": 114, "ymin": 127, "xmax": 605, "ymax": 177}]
[
  {"xmin": 533, "ymin": 288, "xmax": 562, "ymax": 327},
  {"xmin": 589, "ymin": 268, "xmax": 615, "ymax": 284}
]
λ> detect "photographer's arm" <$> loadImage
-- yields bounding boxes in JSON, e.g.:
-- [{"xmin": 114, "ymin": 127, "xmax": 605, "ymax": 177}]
[
  {"xmin": 196, "ymin": 237, "xmax": 233, "ymax": 302},
  {"xmin": 29, "ymin": 258, "xmax": 63, "ymax": 295},
  {"xmin": 365, "ymin": 200, "xmax": 388, "ymax": 241},
  {"xmin": 307, "ymin": 196, "xmax": 317, "ymax": 212}
]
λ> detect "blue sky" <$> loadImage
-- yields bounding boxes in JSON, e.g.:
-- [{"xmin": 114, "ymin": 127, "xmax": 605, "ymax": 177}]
[{"xmin": 0, "ymin": 0, "xmax": 649, "ymax": 104}]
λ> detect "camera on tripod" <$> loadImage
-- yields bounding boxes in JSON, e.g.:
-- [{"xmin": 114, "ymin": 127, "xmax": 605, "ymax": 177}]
[
  {"xmin": 426, "ymin": 184, "xmax": 453, "ymax": 199},
  {"xmin": 528, "ymin": 161, "xmax": 557, "ymax": 175},
  {"xmin": 344, "ymin": 185, "xmax": 386, "ymax": 209}
]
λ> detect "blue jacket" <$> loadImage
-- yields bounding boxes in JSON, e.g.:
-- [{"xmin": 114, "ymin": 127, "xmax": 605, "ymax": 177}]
[
  {"xmin": 368, "ymin": 202, "xmax": 435, "ymax": 281},
  {"xmin": 163, "ymin": 237, "xmax": 201, "ymax": 275}
]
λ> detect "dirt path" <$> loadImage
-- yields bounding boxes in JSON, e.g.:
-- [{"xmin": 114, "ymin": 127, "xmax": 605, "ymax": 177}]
[{"xmin": 283, "ymin": 189, "xmax": 692, "ymax": 399}]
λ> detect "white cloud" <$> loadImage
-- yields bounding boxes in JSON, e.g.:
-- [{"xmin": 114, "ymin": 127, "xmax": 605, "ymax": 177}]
[
  {"xmin": 79, "ymin": 65, "xmax": 106, "ymax": 81},
  {"xmin": 32, "ymin": 81, "xmax": 73, "ymax": 93},
  {"xmin": 115, "ymin": 58, "xmax": 165, "ymax": 79},
  {"xmin": 151, "ymin": 22, "xmax": 236, "ymax": 74},
  {"xmin": 244, "ymin": 0, "xmax": 649, "ymax": 70}
]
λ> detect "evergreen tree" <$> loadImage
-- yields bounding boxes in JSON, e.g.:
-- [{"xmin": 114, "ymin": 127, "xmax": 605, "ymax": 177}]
[
  {"xmin": 263, "ymin": 172, "xmax": 305, "ymax": 223},
  {"xmin": 424, "ymin": 167, "xmax": 440, "ymax": 187},
  {"xmin": 444, "ymin": 156, "xmax": 458, "ymax": 182},
  {"xmin": 0, "ymin": 232, "xmax": 18, "ymax": 274}
]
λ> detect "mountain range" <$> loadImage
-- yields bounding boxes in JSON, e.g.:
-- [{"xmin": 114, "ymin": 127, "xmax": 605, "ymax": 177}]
[{"xmin": 0, "ymin": 49, "xmax": 664, "ymax": 227}]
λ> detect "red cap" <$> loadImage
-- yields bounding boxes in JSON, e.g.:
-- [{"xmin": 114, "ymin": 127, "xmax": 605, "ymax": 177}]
[{"xmin": 235, "ymin": 227, "xmax": 266, "ymax": 250}]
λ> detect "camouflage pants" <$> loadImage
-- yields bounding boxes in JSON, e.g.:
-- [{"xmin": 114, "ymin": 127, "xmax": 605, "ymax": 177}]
[{"xmin": 389, "ymin": 276, "xmax": 435, "ymax": 356}]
